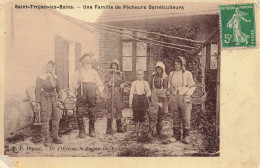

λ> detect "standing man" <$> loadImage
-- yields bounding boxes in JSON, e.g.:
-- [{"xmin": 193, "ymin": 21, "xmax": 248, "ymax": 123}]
[
  {"xmin": 104, "ymin": 58, "xmax": 128, "ymax": 134},
  {"xmin": 168, "ymin": 56, "xmax": 196, "ymax": 144},
  {"xmin": 149, "ymin": 61, "xmax": 169, "ymax": 137},
  {"xmin": 72, "ymin": 53, "xmax": 104, "ymax": 138},
  {"xmin": 35, "ymin": 60, "xmax": 63, "ymax": 147}
]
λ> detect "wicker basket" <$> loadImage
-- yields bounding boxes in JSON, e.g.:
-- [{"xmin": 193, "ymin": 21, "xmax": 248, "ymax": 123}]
[
  {"xmin": 57, "ymin": 88, "xmax": 77, "ymax": 110},
  {"xmin": 190, "ymin": 83, "xmax": 207, "ymax": 105},
  {"xmin": 122, "ymin": 81, "xmax": 132, "ymax": 96},
  {"xmin": 122, "ymin": 87, "xmax": 131, "ymax": 96}
]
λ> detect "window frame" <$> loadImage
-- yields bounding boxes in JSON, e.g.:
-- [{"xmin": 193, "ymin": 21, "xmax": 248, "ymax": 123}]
[{"xmin": 121, "ymin": 30, "xmax": 149, "ymax": 72}]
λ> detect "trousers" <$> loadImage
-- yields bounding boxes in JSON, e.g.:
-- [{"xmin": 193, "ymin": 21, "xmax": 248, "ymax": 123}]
[
  {"xmin": 106, "ymin": 87, "xmax": 124, "ymax": 120},
  {"xmin": 168, "ymin": 94, "xmax": 192, "ymax": 129},
  {"xmin": 148, "ymin": 89, "xmax": 167, "ymax": 134},
  {"xmin": 76, "ymin": 82, "xmax": 97, "ymax": 122},
  {"xmin": 132, "ymin": 94, "xmax": 148, "ymax": 122},
  {"xmin": 40, "ymin": 91, "xmax": 62, "ymax": 139}
]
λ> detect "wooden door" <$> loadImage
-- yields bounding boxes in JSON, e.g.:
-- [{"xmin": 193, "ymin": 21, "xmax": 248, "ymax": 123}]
[
  {"xmin": 75, "ymin": 42, "xmax": 81, "ymax": 71},
  {"xmin": 55, "ymin": 35, "xmax": 69, "ymax": 89}
]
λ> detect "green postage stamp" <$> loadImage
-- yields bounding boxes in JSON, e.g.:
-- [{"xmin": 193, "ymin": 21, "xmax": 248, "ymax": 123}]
[{"xmin": 220, "ymin": 4, "xmax": 256, "ymax": 48}]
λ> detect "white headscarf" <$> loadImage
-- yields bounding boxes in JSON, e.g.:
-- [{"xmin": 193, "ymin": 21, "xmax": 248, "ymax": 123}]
[
  {"xmin": 151, "ymin": 61, "xmax": 167, "ymax": 79},
  {"xmin": 175, "ymin": 56, "xmax": 186, "ymax": 71},
  {"xmin": 110, "ymin": 58, "xmax": 120, "ymax": 70}
]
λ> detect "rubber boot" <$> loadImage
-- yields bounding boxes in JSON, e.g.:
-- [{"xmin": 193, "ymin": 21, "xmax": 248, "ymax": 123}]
[
  {"xmin": 44, "ymin": 135, "xmax": 52, "ymax": 147},
  {"xmin": 89, "ymin": 121, "xmax": 96, "ymax": 138},
  {"xmin": 156, "ymin": 108, "xmax": 164, "ymax": 136},
  {"xmin": 77, "ymin": 120, "xmax": 86, "ymax": 138},
  {"xmin": 76, "ymin": 107, "xmax": 86, "ymax": 138},
  {"xmin": 42, "ymin": 122, "xmax": 52, "ymax": 147},
  {"xmin": 156, "ymin": 125, "xmax": 162, "ymax": 136},
  {"xmin": 52, "ymin": 119, "xmax": 63, "ymax": 144},
  {"xmin": 32, "ymin": 125, "xmax": 44, "ymax": 143},
  {"xmin": 182, "ymin": 129, "xmax": 190, "ymax": 144},
  {"xmin": 53, "ymin": 137, "xmax": 63, "ymax": 144},
  {"xmin": 89, "ymin": 107, "xmax": 96, "ymax": 137},
  {"xmin": 149, "ymin": 106, "xmax": 158, "ymax": 137},
  {"xmin": 106, "ymin": 118, "xmax": 113, "ymax": 134},
  {"xmin": 172, "ymin": 127, "xmax": 181, "ymax": 141},
  {"xmin": 116, "ymin": 119, "xmax": 126, "ymax": 133},
  {"xmin": 156, "ymin": 120, "xmax": 162, "ymax": 136}
]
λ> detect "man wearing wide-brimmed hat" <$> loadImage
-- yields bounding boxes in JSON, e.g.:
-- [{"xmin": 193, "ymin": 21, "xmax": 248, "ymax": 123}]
[{"xmin": 71, "ymin": 53, "xmax": 104, "ymax": 138}]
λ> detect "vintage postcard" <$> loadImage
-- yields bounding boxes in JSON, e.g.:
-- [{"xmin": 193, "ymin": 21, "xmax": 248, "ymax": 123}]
[{"xmin": 0, "ymin": 0, "xmax": 259, "ymax": 168}]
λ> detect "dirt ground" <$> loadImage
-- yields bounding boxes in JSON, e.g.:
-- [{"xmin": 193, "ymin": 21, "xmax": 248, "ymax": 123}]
[{"xmin": 5, "ymin": 108, "xmax": 205, "ymax": 157}]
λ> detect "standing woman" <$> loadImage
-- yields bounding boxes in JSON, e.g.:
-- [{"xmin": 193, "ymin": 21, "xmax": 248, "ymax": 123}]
[
  {"xmin": 168, "ymin": 56, "xmax": 196, "ymax": 144},
  {"xmin": 35, "ymin": 60, "xmax": 63, "ymax": 147},
  {"xmin": 104, "ymin": 58, "xmax": 128, "ymax": 134}
]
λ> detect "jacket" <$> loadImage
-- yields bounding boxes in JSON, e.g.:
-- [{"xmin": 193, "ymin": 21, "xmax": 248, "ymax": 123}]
[
  {"xmin": 35, "ymin": 73, "xmax": 60, "ymax": 103},
  {"xmin": 168, "ymin": 56, "xmax": 196, "ymax": 96}
]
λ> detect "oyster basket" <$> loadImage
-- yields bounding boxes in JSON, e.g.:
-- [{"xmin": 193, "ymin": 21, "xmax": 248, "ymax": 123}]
[{"xmin": 190, "ymin": 83, "xmax": 207, "ymax": 105}]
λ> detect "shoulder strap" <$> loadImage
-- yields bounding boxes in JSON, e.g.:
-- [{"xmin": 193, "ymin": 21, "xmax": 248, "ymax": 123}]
[
  {"xmin": 143, "ymin": 80, "xmax": 146, "ymax": 93},
  {"xmin": 152, "ymin": 76, "xmax": 155, "ymax": 89},
  {"xmin": 92, "ymin": 69, "xmax": 95, "ymax": 81},
  {"xmin": 79, "ymin": 68, "xmax": 83, "ymax": 95},
  {"xmin": 134, "ymin": 80, "xmax": 137, "ymax": 94},
  {"xmin": 92, "ymin": 69, "xmax": 99, "ymax": 83},
  {"xmin": 160, "ymin": 77, "xmax": 164, "ymax": 90},
  {"xmin": 169, "ymin": 71, "xmax": 174, "ymax": 86},
  {"xmin": 152, "ymin": 75, "xmax": 164, "ymax": 90}
]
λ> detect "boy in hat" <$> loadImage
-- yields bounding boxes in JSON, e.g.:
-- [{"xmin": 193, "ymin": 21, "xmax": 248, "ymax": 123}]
[
  {"xmin": 149, "ymin": 61, "xmax": 169, "ymax": 137},
  {"xmin": 104, "ymin": 58, "xmax": 128, "ymax": 134},
  {"xmin": 72, "ymin": 53, "xmax": 104, "ymax": 138},
  {"xmin": 168, "ymin": 56, "xmax": 196, "ymax": 144},
  {"xmin": 129, "ymin": 70, "xmax": 151, "ymax": 136},
  {"xmin": 35, "ymin": 60, "xmax": 63, "ymax": 147}
]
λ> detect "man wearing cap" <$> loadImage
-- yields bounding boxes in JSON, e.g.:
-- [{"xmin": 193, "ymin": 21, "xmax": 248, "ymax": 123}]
[
  {"xmin": 167, "ymin": 56, "xmax": 196, "ymax": 144},
  {"xmin": 71, "ymin": 53, "xmax": 104, "ymax": 138}
]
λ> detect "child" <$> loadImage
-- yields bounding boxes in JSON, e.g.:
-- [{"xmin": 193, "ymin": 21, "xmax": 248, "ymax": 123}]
[
  {"xmin": 149, "ymin": 61, "xmax": 169, "ymax": 136},
  {"xmin": 129, "ymin": 70, "xmax": 151, "ymax": 136}
]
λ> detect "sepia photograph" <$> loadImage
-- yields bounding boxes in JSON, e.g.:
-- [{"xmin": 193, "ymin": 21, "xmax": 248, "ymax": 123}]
[{"xmin": 3, "ymin": 2, "xmax": 220, "ymax": 157}]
